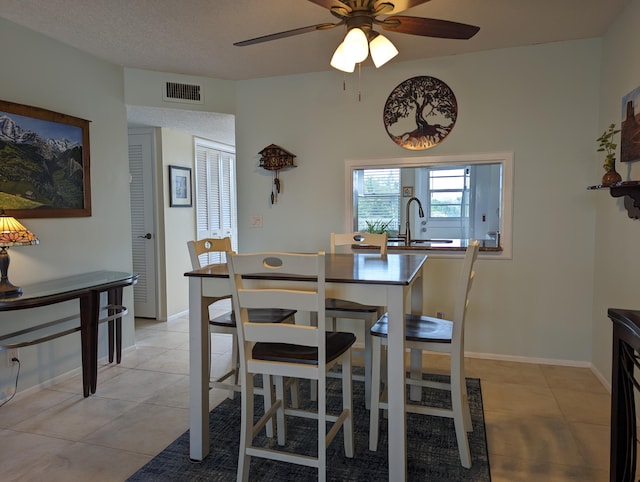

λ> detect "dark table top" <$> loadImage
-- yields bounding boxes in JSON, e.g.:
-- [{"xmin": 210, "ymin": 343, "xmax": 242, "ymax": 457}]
[
  {"xmin": 185, "ymin": 252, "xmax": 427, "ymax": 286},
  {"xmin": 0, "ymin": 270, "xmax": 138, "ymax": 310}
]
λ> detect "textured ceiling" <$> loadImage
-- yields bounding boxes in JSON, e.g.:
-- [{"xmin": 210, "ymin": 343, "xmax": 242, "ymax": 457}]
[
  {"xmin": 0, "ymin": 0, "xmax": 630, "ymax": 142},
  {"xmin": 0, "ymin": 0, "xmax": 630, "ymax": 80}
]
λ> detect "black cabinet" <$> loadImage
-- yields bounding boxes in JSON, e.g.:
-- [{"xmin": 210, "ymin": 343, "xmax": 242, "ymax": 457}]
[{"xmin": 608, "ymin": 308, "xmax": 640, "ymax": 481}]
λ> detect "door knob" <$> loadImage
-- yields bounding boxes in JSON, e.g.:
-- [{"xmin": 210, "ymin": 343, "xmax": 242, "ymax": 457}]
[{"xmin": 138, "ymin": 233, "xmax": 152, "ymax": 239}]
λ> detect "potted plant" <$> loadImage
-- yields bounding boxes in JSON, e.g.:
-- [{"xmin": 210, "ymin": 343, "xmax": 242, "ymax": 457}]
[
  {"xmin": 364, "ymin": 219, "xmax": 393, "ymax": 234},
  {"xmin": 597, "ymin": 123, "xmax": 622, "ymax": 186}
]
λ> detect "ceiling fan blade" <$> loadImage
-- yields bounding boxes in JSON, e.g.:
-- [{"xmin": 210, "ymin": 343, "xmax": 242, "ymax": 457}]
[
  {"xmin": 382, "ymin": 16, "xmax": 479, "ymax": 39},
  {"xmin": 234, "ymin": 23, "xmax": 339, "ymax": 46},
  {"xmin": 307, "ymin": 0, "xmax": 351, "ymax": 10},
  {"xmin": 375, "ymin": 0, "xmax": 432, "ymax": 15}
]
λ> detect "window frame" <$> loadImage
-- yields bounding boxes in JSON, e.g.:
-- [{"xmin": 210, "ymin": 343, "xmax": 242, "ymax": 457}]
[{"xmin": 344, "ymin": 152, "xmax": 514, "ymax": 259}]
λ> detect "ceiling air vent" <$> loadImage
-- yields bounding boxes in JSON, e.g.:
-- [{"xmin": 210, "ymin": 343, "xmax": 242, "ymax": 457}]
[{"xmin": 163, "ymin": 81, "xmax": 203, "ymax": 104}]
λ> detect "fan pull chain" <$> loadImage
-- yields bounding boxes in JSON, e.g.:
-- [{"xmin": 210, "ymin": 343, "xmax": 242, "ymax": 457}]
[{"xmin": 357, "ymin": 63, "xmax": 362, "ymax": 102}]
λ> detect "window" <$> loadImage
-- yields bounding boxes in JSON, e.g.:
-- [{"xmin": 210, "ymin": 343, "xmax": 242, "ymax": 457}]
[
  {"xmin": 345, "ymin": 153, "xmax": 513, "ymax": 258},
  {"xmin": 353, "ymin": 168, "xmax": 401, "ymax": 232},
  {"xmin": 426, "ymin": 167, "xmax": 470, "ymax": 219},
  {"xmin": 194, "ymin": 138, "xmax": 237, "ymax": 264}
]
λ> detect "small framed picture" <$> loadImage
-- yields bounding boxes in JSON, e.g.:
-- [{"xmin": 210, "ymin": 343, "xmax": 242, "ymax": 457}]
[
  {"xmin": 169, "ymin": 165, "xmax": 192, "ymax": 207},
  {"xmin": 402, "ymin": 186, "xmax": 413, "ymax": 197}
]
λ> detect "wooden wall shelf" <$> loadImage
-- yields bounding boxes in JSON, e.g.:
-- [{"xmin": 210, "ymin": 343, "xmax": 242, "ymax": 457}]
[{"xmin": 587, "ymin": 181, "xmax": 640, "ymax": 219}]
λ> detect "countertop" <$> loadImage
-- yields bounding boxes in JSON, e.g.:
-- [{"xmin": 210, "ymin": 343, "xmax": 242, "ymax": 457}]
[{"xmin": 355, "ymin": 238, "xmax": 501, "ymax": 252}]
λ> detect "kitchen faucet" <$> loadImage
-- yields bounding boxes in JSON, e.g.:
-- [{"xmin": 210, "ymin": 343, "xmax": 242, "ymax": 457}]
[{"xmin": 404, "ymin": 197, "xmax": 425, "ymax": 246}]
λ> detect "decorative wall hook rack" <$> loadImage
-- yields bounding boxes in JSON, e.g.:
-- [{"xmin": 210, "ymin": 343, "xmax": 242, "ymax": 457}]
[{"xmin": 258, "ymin": 144, "xmax": 297, "ymax": 204}]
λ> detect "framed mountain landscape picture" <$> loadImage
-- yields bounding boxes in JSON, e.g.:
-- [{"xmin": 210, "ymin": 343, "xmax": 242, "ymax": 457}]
[{"xmin": 0, "ymin": 100, "xmax": 91, "ymax": 218}]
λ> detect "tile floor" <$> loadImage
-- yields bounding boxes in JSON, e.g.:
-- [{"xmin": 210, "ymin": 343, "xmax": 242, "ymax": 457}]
[{"xmin": 0, "ymin": 308, "xmax": 611, "ymax": 481}]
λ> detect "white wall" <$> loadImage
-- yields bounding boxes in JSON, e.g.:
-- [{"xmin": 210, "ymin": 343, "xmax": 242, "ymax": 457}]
[
  {"xmin": 159, "ymin": 128, "xmax": 196, "ymax": 316},
  {"xmin": 592, "ymin": 0, "xmax": 640, "ymax": 384},
  {"xmin": 0, "ymin": 18, "xmax": 133, "ymax": 397},
  {"xmin": 234, "ymin": 39, "xmax": 602, "ymax": 364}
]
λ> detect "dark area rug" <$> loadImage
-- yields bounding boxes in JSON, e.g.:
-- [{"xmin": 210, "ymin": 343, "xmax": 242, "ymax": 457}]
[{"xmin": 128, "ymin": 374, "xmax": 490, "ymax": 481}]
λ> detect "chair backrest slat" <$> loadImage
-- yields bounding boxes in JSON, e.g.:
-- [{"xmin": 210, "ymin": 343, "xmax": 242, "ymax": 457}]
[
  {"xmin": 330, "ymin": 232, "xmax": 387, "ymax": 255},
  {"xmin": 238, "ymin": 289, "xmax": 319, "ymax": 313},
  {"xmin": 244, "ymin": 321, "xmax": 319, "ymax": 347}
]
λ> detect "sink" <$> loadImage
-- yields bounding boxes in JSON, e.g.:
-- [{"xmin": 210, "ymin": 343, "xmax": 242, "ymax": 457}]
[
  {"xmin": 387, "ymin": 238, "xmax": 454, "ymax": 246},
  {"xmin": 411, "ymin": 239, "xmax": 453, "ymax": 244}
]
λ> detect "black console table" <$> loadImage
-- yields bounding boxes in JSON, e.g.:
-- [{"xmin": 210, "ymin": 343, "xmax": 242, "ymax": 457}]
[
  {"xmin": 0, "ymin": 271, "xmax": 138, "ymax": 397},
  {"xmin": 608, "ymin": 308, "xmax": 640, "ymax": 481}
]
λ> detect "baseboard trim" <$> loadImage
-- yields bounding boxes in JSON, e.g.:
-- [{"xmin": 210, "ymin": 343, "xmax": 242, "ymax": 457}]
[{"xmin": 465, "ymin": 350, "xmax": 611, "ymax": 393}]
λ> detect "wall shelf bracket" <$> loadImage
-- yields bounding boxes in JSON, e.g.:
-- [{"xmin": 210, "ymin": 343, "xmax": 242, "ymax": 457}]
[{"xmin": 588, "ymin": 181, "xmax": 640, "ymax": 219}]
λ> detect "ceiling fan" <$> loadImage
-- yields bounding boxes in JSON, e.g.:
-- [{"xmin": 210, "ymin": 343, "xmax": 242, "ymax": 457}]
[{"xmin": 234, "ymin": 0, "xmax": 480, "ymax": 71}]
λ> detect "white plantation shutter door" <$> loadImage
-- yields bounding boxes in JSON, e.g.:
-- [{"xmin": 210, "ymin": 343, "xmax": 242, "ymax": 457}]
[
  {"xmin": 128, "ymin": 131, "xmax": 157, "ymax": 318},
  {"xmin": 195, "ymin": 139, "xmax": 237, "ymax": 265}
]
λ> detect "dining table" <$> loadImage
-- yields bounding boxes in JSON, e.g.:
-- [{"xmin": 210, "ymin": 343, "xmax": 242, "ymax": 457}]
[{"xmin": 185, "ymin": 251, "xmax": 428, "ymax": 481}]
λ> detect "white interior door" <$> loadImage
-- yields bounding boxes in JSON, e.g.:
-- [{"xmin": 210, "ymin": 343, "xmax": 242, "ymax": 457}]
[{"xmin": 128, "ymin": 129, "xmax": 158, "ymax": 318}]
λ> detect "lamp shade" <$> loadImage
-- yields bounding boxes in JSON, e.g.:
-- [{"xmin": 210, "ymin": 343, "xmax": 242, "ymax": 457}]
[
  {"xmin": 369, "ymin": 33, "xmax": 398, "ymax": 68},
  {"xmin": 0, "ymin": 210, "xmax": 39, "ymax": 246},
  {"xmin": 330, "ymin": 41, "xmax": 356, "ymax": 73},
  {"xmin": 342, "ymin": 27, "xmax": 368, "ymax": 64}
]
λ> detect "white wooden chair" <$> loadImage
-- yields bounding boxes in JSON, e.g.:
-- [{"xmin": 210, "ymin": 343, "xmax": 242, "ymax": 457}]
[
  {"xmin": 187, "ymin": 237, "xmax": 296, "ymax": 400},
  {"xmin": 227, "ymin": 251, "xmax": 355, "ymax": 482},
  {"xmin": 368, "ymin": 239, "xmax": 480, "ymax": 468},
  {"xmin": 324, "ymin": 232, "xmax": 387, "ymax": 408}
]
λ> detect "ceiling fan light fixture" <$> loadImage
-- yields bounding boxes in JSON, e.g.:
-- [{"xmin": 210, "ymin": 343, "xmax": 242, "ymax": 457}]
[
  {"xmin": 369, "ymin": 33, "xmax": 398, "ymax": 68},
  {"xmin": 342, "ymin": 27, "xmax": 369, "ymax": 64},
  {"xmin": 330, "ymin": 41, "xmax": 356, "ymax": 72}
]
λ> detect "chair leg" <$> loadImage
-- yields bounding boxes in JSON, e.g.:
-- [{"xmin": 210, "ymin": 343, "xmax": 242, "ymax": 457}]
[
  {"xmin": 451, "ymin": 380, "xmax": 472, "ymax": 468},
  {"xmin": 282, "ymin": 314, "xmax": 300, "ymax": 409},
  {"xmin": 318, "ymin": 372, "xmax": 327, "ymax": 482},
  {"xmin": 229, "ymin": 332, "xmax": 239, "ymax": 400},
  {"xmin": 364, "ymin": 317, "xmax": 373, "ymax": 410},
  {"xmin": 208, "ymin": 327, "xmax": 212, "ymax": 383},
  {"xmin": 451, "ymin": 354, "xmax": 472, "ymax": 468},
  {"xmin": 309, "ymin": 312, "xmax": 318, "ymax": 402},
  {"xmin": 274, "ymin": 375, "xmax": 287, "ymax": 445},
  {"xmin": 460, "ymin": 364, "xmax": 473, "ymax": 432},
  {"xmin": 342, "ymin": 352, "xmax": 354, "ymax": 458},
  {"xmin": 237, "ymin": 369, "xmax": 253, "ymax": 482},
  {"xmin": 289, "ymin": 378, "xmax": 300, "ymax": 408},
  {"xmin": 369, "ymin": 336, "xmax": 382, "ymax": 451},
  {"xmin": 263, "ymin": 374, "xmax": 275, "ymax": 438},
  {"xmin": 409, "ymin": 348, "xmax": 422, "ymax": 401}
]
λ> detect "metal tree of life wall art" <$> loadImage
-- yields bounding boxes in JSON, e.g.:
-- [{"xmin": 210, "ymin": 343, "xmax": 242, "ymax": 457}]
[{"xmin": 383, "ymin": 76, "xmax": 457, "ymax": 150}]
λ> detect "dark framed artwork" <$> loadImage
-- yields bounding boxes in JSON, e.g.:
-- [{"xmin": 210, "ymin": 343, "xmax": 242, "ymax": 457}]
[
  {"xmin": 383, "ymin": 76, "xmax": 457, "ymax": 151},
  {"xmin": 0, "ymin": 100, "xmax": 91, "ymax": 218},
  {"xmin": 621, "ymin": 86, "xmax": 640, "ymax": 163},
  {"xmin": 169, "ymin": 165, "xmax": 192, "ymax": 207}
]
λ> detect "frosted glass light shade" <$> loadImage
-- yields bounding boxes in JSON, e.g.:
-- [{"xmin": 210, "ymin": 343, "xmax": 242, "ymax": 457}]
[
  {"xmin": 342, "ymin": 28, "xmax": 368, "ymax": 63},
  {"xmin": 330, "ymin": 41, "xmax": 356, "ymax": 72},
  {"xmin": 370, "ymin": 34, "xmax": 398, "ymax": 68}
]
